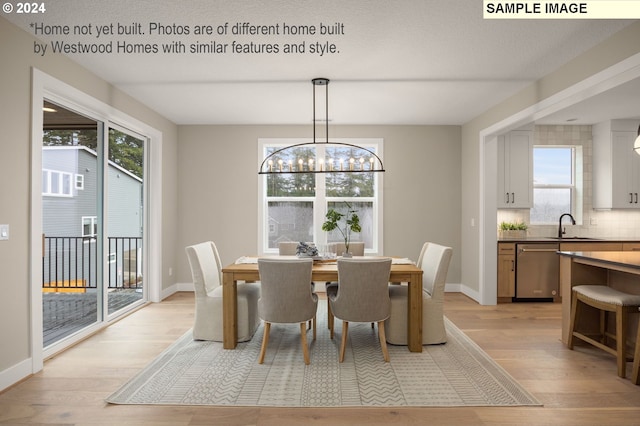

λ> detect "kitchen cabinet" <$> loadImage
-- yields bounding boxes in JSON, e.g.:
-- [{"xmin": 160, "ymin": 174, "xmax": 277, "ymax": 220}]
[
  {"xmin": 497, "ymin": 243, "xmax": 516, "ymax": 301},
  {"xmin": 497, "ymin": 130, "xmax": 532, "ymax": 208},
  {"xmin": 593, "ymin": 120, "xmax": 640, "ymax": 209},
  {"xmin": 497, "ymin": 240, "xmax": 631, "ymax": 304},
  {"xmin": 623, "ymin": 243, "xmax": 640, "ymax": 251},
  {"xmin": 559, "ymin": 242, "xmax": 622, "ymax": 252}
]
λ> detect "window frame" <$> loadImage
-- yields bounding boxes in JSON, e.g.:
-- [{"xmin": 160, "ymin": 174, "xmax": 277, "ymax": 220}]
[
  {"xmin": 75, "ymin": 174, "xmax": 84, "ymax": 190},
  {"xmin": 42, "ymin": 169, "xmax": 74, "ymax": 197},
  {"xmin": 258, "ymin": 138, "xmax": 384, "ymax": 255},
  {"xmin": 81, "ymin": 216, "xmax": 98, "ymax": 237},
  {"xmin": 531, "ymin": 145, "xmax": 577, "ymax": 225}
]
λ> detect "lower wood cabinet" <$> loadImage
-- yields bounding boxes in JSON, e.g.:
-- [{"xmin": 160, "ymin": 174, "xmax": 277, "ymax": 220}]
[
  {"xmin": 497, "ymin": 240, "xmax": 640, "ymax": 304},
  {"xmin": 497, "ymin": 243, "xmax": 516, "ymax": 301},
  {"xmin": 623, "ymin": 243, "xmax": 640, "ymax": 251}
]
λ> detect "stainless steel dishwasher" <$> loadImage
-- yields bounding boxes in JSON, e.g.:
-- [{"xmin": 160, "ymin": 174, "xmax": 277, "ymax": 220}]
[{"xmin": 515, "ymin": 243, "xmax": 559, "ymax": 301}]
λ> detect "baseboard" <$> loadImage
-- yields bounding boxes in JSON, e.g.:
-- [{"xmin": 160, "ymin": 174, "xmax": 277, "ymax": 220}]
[
  {"xmin": 455, "ymin": 283, "xmax": 480, "ymax": 303},
  {"xmin": 161, "ymin": 282, "xmax": 194, "ymax": 300},
  {"xmin": 0, "ymin": 358, "xmax": 33, "ymax": 392}
]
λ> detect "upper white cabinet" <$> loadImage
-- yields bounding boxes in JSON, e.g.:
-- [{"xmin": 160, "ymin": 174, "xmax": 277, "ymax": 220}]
[
  {"xmin": 593, "ymin": 120, "xmax": 640, "ymax": 209},
  {"xmin": 497, "ymin": 130, "xmax": 533, "ymax": 209}
]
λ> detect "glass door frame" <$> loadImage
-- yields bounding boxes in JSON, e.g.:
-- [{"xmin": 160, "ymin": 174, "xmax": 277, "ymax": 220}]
[
  {"xmin": 30, "ymin": 69, "xmax": 163, "ymax": 369},
  {"xmin": 104, "ymin": 123, "xmax": 149, "ymax": 321}
]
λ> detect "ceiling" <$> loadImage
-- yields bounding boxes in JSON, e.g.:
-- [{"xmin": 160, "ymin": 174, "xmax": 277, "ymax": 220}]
[{"xmin": 5, "ymin": 1, "xmax": 638, "ymax": 126}]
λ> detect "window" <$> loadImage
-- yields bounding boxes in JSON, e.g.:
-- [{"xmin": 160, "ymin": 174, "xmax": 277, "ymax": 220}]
[
  {"xmin": 82, "ymin": 216, "xmax": 98, "ymax": 237},
  {"xmin": 259, "ymin": 138, "xmax": 383, "ymax": 254},
  {"xmin": 75, "ymin": 174, "xmax": 84, "ymax": 190},
  {"xmin": 530, "ymin": 146, "xmax": 575, "ymax": 224},
  {"xmin": 42, "ymin": 169, "xmax": 73, "ymax": 197}
]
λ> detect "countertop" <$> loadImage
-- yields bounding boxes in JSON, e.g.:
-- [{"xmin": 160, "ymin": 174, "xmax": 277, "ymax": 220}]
[
  {"xmin": 498, "ymin": 237, "xmax": 640, "ymax": 243},
  {"xmin": 558, "ymin": 250, "xmax": 640, "ymax": 271}
]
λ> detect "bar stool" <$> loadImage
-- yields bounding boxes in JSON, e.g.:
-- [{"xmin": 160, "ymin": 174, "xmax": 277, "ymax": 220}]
[
  {"xmin": 568, "ymin": 285, "xmax": 640, "ymax": 378},
  {"xmin": 633, "ymin": 307, "xmax": 640, "ymax": 385}
]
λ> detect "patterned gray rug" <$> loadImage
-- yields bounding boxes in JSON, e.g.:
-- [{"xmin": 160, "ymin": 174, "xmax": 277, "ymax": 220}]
[{"xmin": 107, "ymin": 301, "xmax": 540, "ymax": 407}]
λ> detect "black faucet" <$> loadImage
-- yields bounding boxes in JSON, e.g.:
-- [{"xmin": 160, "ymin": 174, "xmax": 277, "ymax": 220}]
[{"xmin": 558, "ymin": 213, "xmax": 576, "ymax": 238}]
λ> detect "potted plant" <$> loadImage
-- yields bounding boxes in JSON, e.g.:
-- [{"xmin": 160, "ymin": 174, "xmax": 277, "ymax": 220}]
[
  {"xmin": 499, "ymin": 221, "xmax": 528, "ymax": 239},
  {"xmin": 322, "ymin": 201, "xmax": 361, "ymax": 256}
]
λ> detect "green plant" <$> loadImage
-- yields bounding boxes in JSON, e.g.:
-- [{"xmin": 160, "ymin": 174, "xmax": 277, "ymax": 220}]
[
  {"xmin": 322, "ymin": 202, "xmax": 361, "ymax": 254},
  {"xmin": 499, "ymin": 221, "xmax": 528, "ymax": 231}
]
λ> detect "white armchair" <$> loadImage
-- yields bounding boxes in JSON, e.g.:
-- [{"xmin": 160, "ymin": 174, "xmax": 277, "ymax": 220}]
[
  {"xmin": 385, "ymin": 242, "xmax": 452, "ymax": 345},
  {"xmin": 185, "ymin": 241, "xmax": 260, "ymax": 342}
]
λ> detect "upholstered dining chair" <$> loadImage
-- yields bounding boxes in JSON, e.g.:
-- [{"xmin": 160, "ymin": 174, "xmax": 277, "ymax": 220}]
[
  {"xmin": 325, "ymin": 241, "xmax": 366, "ymax": 317},
  {"xmin": 385, "ymin": 242, "xmax": 453, "ymax": 345},
  {"xmin": 328, "ymin": 257, "xmax": 392, "ymax": 362},
  {"xmin": 328, "ymin": 241, "xmax": 365, "ymax": 257},
  {"xmin": 278, "ymin": 241, "xmax": 299, "ymax": 255},
  {"xmin": 257, "ymin": 258, "xmax": 318, "ymax": 365},
  {"xmin": 185, "ymin": 241, "xmax": 261, "ymax": 342}
]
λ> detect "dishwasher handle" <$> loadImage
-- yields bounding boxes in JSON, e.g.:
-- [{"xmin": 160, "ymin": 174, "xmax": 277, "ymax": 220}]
[{"xmin": 518, "ymin": 247, "xmax": 559, "ymax": 253}]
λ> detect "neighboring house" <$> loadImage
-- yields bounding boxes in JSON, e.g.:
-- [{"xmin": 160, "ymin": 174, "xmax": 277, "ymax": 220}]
[{"xmin": 42, "ymin": 146, "xmax": 143, "ymax": 290}]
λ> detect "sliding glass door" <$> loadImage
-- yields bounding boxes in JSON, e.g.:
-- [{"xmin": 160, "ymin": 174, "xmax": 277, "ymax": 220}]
[
  {"xmin": 41, "ymin": 100, "xmax": 146, "ymax": 350},
  {"xmin": 106, "ymin": 126, "xmax": 145, "ymax": 316}
]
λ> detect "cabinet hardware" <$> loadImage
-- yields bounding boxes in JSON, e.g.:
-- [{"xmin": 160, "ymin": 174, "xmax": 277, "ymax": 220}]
[
  {"xmin": 519, "ymin": 248, "xmax": 558, "ymax": 253},
  {"xmin": 506, "ymin": 192, "xmax": 510, "ymax": 203},
  {"xmin": 510, "ymin": 260, "xmax": 514, "ymax": 272},
  {"xmin": 635, "ymin": 193, "xmax": 638, "ymax": 204},
  {"xmin": 631, "ymin": 193, "xmax": 634, "ymax": 204}
]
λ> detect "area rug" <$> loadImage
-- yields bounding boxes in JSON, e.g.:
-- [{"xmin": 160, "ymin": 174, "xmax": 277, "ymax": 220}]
[{"xmin": 107, "ymin": 301, "xmax": 540, "ymax": 407}]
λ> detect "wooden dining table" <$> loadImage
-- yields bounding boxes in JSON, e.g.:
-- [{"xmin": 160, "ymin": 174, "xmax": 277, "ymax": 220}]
[{"xmin": 221, "ymin": 257, "xmax": 424, "ymax": 352}]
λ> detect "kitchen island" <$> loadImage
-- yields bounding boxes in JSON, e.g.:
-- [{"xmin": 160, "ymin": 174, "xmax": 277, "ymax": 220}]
[{"xmin": 558, "ymin": 251, "xmax": 640, "ymax": 347}]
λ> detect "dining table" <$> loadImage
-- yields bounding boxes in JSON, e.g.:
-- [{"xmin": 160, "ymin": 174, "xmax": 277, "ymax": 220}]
[{"xmin": 221, "ymin": 256, "xmax": 425, "ymax": 352}]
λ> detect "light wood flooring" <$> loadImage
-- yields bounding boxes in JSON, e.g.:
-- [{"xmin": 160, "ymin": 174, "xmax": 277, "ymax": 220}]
[{"xmin": 1, "ymin": 292, "xmax": 640, "ymax": 425}]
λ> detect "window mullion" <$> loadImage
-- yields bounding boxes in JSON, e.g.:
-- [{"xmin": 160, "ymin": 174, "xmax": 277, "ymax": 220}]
[{"xmin": 315, "ymin": 144, "xmax": 326, "ymax": 246}]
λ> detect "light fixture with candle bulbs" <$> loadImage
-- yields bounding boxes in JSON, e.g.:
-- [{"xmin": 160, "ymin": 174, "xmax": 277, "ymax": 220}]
[
  {"xmin": 258, "ymin": 78, "xmax": 385, "ymax": 174},
  {"xmin": 634, "ymin": 123, "xmax": 640, "ymax": 155}
]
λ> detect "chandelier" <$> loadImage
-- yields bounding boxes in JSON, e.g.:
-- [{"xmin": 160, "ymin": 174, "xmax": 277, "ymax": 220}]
[{"xmin": 258, "ymin": 78, "xmax": 385, "ymax": 174}]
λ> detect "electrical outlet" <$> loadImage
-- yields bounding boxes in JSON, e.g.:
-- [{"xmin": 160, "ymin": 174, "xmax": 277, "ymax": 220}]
[
  {"xmin": 168, "ymin": 267, "xmax": 173, "ymax": 276},
  {"xmin": 0, "ymin": 224, "xmax": 8, "ymax": 240}
]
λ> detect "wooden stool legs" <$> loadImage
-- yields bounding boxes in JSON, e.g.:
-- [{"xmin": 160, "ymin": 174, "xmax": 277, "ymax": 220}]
[
  {"xmin": 633, "ymin": 307, "xmax": 640, "ymax": 385},
  {"xmin": 569, "ymin": 288, "xmax": 638, "ymax": 379}
]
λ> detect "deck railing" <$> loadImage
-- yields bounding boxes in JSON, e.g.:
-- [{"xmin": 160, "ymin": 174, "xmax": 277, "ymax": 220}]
[{"xmin": 42, "ymin": 236, "xmax": 143, "ymax": 291}]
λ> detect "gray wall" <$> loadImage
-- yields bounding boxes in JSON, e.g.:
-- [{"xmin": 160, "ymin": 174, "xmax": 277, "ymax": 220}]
[
  {"xmin": 176, "ymin": 125, "xmax": 462, "ymax": 284},
  {"xmin": 0, "ymin": 17, "xmax": 178, "ymax": 380}
]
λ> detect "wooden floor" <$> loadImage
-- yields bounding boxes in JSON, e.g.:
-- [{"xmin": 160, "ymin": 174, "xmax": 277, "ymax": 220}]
[{"xmin": 1, "ymin": 292, "xmax": 640, "ymax": 425}]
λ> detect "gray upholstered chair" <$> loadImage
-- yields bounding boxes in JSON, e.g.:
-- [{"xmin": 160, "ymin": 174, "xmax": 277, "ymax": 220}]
[
  {"xmin": 325, "ymin": 241, "xmax": 366, "ymax": 318},
  {"xmin": 328, "ymin": 258, "xmax": 392, "ymax": 362},
  {"xmin": 328, "ymin": 241, "xmax": 365, "ymax": 257},
  {"xmin": 278, "ymin": 241, "xmax": 299, "ymax": 255},
  {"xmin": 385, "ymin": 242, "xmax": 452, "ymax": 345},
  {"xmin": 185, "ymin": 241, "xmax": 261, "ymax": 342},
  {"xmin": 257, "ymin": 258, "xmax": 318, "ymax": 365}
]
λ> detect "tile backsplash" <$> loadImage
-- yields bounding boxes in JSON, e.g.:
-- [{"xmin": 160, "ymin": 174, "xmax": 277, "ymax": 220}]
[{"xmin": 497, "ymin": 124, "xmax": 640, "ymax": 240}]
